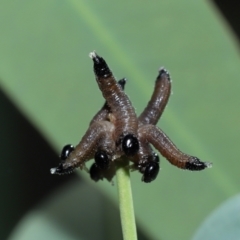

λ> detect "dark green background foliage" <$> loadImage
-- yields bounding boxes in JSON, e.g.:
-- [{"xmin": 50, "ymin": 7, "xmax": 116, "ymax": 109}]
[{"xmin": 1, "ymin": 1, "xmax": 240, "ymax": 239}]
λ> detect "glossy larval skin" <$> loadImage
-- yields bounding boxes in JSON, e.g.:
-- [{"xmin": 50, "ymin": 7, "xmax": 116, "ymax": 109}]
[
  {"xmin": 50, "ymin": 52, "xmax": 211, "ymax": 183},
  {"xmin": 91, "ymin": 53, "xmax": 139, "ymax": 157}
]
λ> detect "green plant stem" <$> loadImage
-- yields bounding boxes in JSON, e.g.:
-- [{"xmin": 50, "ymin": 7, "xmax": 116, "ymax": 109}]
[{"xmin": 116, "ymin": 157, "xmax": 138, "ymax": 240}]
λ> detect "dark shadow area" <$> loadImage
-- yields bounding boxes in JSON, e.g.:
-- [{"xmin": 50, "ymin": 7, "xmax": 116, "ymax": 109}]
[
  {"xmin": 0, "ymin": 87, "xmax": 150, "ymax": 240},
  {"xmin": 212, "ymin": 1, "xmax": 240, "ymax": 45},
  {"xmin": 0, "ymin": 87, "xmax": 78, "ymax": 239}
]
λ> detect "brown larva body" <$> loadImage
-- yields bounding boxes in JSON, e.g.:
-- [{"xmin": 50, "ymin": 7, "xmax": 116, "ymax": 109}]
[
  {"xmin": 90, "ymin": 103, "xmax": 110, "ymax": 126},
  {"xmin": 139, "ymin": 124, "xmax": 208, "ymax": 170},
  {"xmin": 98, "ymin": 81, "xmax": 138, "ymax": 141},
  {"xmin": 139, "ymin": 68, "xmax": 171, "ymax": 126},
  {"xmin": 90, "ymin": 79, "xmax": 126, "ymax": 126},
  {"xmin": 90, "ymin": 52, "xmax": 139, "ymax": 154},
  {"xmin": 61, "ymin": 121, "xmax": 115, "ymax": 171}
]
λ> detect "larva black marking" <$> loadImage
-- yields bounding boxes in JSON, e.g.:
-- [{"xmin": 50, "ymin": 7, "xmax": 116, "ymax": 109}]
[
  {"xmin": 142, "ymin": 161, "xmax": 160, "ymax": 183},
  {"xmin": 94, "ymin": 150, "xmax": 110, "ymax": 170},
  {"xmin": 89, "ymin": 162, "xmax": 116, "ymax": 182},
  {"xmin": 60, "ymin": 144, "xmax": 75, "ymax": 161}
]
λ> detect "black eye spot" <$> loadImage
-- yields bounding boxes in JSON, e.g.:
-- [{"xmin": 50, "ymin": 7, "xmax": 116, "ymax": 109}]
[
  {"xmin": 122, "ymin": 134, "xmax": 139, "ymax": 156},
  {"xmin": 60, "ymin": 144, "xmax": 75, "ymax": 160},
  {"xmin": 142, "ymin": 161, "xmax": 159, "ymax": 183},
  {"xmin": 90, "ymin": 163, "xmax": 103, "ymax": 182},
  {"xmin": 95, "ymin": 150, "xmax": 110, "ymax": 170}
]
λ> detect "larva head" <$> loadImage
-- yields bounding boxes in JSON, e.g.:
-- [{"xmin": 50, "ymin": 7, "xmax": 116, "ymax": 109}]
[
  {"xmin": 185, "ymin": 156, "xmax": 212, "ymax": 171},
  {"xmin": 122, "ymin": 134, "xmax": 139, "ymax": 156},
  {"xmin": 60, "ymin": 144, "xmax": 75, "ymax": 160},
  {"xmin": 50, "ymin": 144, "xmax": 75, "ymax": 175},
  {"xmin": 118, "ymin": 78, "xmax": 127, "ymax": 90},
  {"xmin": 94, "ymin": 150, "xmax": 110, "ymax": 170},
  {"xmin": 142, "ymin": 161, "xmax": 160, "ymax": 183},
  {"xmin": 50, "ymin": 163, "xmax": 74, "ymax": 175},
  {"xmin": 89, "ymin": 163, "xmax": 103, "ymax": 182},
  {"xmin": 157, "ymin": 67, "xmax": 170, "ymax": 82},
  {"xmin": 89, "ymin": 51, "xmax": 111, "ymax": 78}
]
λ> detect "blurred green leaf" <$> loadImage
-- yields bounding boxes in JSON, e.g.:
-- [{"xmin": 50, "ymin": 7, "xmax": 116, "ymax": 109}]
[
  {"xmin": 192, "ymin": 194, "xmax": 240, "ymax": 240},
  {"xmin": 0, "ymin": 0, "xmax": 240, "ymax": 239},
  {"xmin": 8, "ymin": 181, "xmax": 122, "ymax": 240}
]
